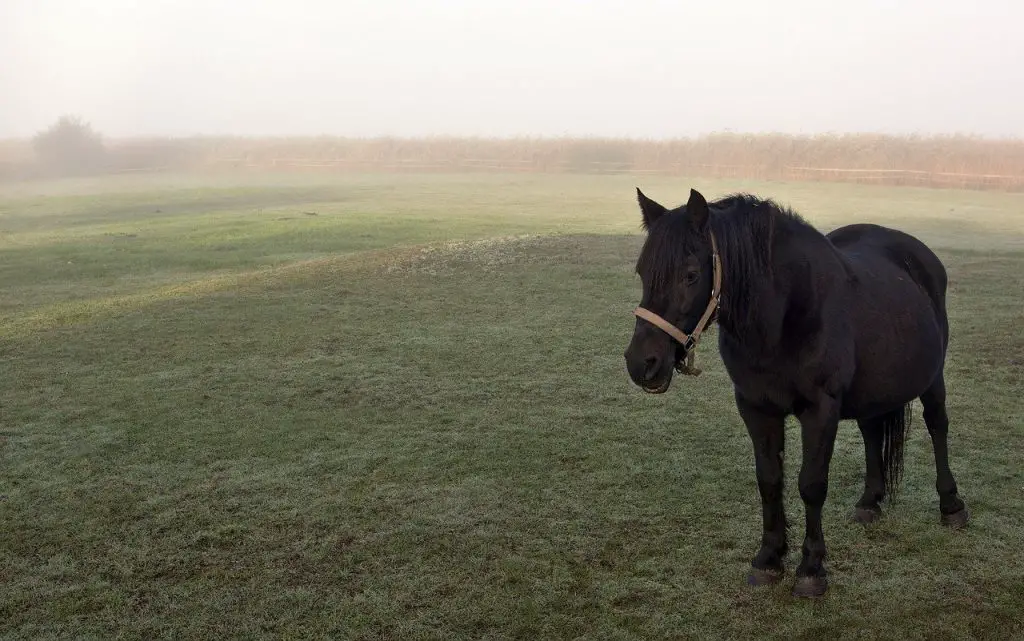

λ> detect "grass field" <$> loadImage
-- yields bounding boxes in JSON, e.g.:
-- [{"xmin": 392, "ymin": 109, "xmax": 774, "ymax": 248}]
[{"xmin": 1, "ymin": 172, "xmax": 1022, "ymax": 639}]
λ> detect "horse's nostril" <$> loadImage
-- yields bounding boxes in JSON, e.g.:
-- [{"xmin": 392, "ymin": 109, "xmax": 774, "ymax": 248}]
[{"xmin": 644, "ymin": 355, "xmax": 660, "ymax": 380}]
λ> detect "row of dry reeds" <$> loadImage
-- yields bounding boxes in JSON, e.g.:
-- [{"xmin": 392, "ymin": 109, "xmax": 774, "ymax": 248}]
[{"xmin": 3, "ymin": 133, "xmax": 1024, "ymax": 190}]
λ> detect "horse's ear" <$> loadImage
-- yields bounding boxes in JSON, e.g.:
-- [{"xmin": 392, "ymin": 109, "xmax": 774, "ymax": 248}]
[
  {"xmin": 686, "ymin": 188, "xmax": 709, "ymax": 230},
  {"xmin": 636, "ymin": 188, "xmax": 668, "ymax": 231}
]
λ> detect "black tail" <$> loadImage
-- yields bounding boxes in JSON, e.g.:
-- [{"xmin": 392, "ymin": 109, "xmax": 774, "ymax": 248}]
[{"xmin": 881, "ymin": 403, "xmax": 914, "ymax": 500}]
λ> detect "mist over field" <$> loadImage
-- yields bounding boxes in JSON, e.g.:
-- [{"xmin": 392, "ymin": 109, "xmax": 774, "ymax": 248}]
[{"xmin": 2, "ymin": 0, "xmax": 1023, "ymax": 139}]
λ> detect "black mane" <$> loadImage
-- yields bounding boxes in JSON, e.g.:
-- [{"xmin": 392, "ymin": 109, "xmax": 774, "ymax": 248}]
[{"xmin": 712, "ymin": 194, "xmax": 820, "ymax": 337}]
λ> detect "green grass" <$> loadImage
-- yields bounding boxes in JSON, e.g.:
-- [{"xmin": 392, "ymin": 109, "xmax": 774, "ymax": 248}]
[{"xmin": 1, "ymin": 173, "xmax": 1022, "ymax": 639}]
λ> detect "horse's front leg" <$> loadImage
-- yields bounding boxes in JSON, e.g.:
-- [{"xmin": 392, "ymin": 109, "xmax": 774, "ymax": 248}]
[
  {"xmin": 793, "ymin": 391, "xmax": 841, "ymax": 598},
  {"xmin": 736, "ymin": 392, "xmax": 788, "ymax": 586}
]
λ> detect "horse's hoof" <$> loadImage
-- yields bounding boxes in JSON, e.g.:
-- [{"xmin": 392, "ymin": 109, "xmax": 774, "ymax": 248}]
[
  {"xmin": 747, "ymin": 567, "xmax": 784, "ymax": 586},
  {"xmin": 852, "ymin": 506, "xmax": 882, "ymax": 524},
  {"xmin": 792, "ymin": 576, "xmax": 828, "ymax": 598},
  {"xmin": 941, "ymin": 505, "xmax": 970, "ymax": 529}
]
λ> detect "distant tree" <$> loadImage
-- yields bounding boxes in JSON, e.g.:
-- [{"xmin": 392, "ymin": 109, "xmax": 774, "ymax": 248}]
[{"xmin": 32, "ymin": 115, "xmax": 106, "ymax": 175}]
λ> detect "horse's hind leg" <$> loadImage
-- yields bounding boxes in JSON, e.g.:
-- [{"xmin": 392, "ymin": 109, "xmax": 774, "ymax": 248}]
[
  {"xmin": 920, "ymin": 373, "xmax": 969, "ymax": 528},
  {"xmin": 853, "ymin": 416, "xmax": 886, "ymax": 524}
]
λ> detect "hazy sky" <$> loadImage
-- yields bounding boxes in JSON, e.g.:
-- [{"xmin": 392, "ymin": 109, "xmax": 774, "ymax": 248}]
[{"xmin": 2, "ymin": 0, "xmax": 1022, "ymax": 139}]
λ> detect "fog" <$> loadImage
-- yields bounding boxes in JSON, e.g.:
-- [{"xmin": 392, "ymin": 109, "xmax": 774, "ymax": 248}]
[{"xmin": 2, "ymin": 0, "xmax": 1022, "ymax": 139}]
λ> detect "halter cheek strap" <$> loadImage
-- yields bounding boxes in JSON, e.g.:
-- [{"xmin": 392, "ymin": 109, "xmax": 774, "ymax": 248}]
[{"xmin": 633, "ymin": 231, "xmax": 722, "ymax": 376}]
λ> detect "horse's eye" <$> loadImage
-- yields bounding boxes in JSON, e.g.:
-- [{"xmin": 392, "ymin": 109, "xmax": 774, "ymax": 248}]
[{"xmin": 684, "ymin": 271, "xmax": 699, "ymax": 285}]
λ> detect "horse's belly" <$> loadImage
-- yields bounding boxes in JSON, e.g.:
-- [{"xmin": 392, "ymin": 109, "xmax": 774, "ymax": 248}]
[{"xmin": 842, "ymin": 285, "xmax": 945, "ymax": 419}]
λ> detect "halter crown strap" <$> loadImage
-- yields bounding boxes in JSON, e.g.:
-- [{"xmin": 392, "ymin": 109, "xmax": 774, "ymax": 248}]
[{"xmin": 633, "ymin": 231, "xmax": 722, "ymax": 375}]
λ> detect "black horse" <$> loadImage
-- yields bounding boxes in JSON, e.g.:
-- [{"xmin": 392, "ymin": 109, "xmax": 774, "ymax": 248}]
[{"xmin": 623, "ymin": 187, "xmax": 969, "ymax": 598}]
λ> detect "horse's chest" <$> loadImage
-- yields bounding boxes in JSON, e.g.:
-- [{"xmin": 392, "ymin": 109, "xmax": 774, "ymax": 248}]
[{"xmin": 720, "ymin": 351, "xmax": 800, "ymax": 411}]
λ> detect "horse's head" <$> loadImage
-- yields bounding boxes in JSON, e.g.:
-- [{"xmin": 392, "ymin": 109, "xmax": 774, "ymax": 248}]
[{"xmin": 624, "ymin": 187, "xmax": 720, "ymax": 394}]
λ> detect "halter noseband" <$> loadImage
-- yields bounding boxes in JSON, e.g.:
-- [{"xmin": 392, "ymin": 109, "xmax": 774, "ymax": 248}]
[{"xmin": 633, "ymin": 231, "xmax": 722, "ymax": 376}]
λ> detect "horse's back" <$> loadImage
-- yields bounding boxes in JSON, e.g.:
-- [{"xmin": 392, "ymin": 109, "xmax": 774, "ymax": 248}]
[{"xmin": 827, "ymin": 223, "xmax": 948, "ymax": 318}]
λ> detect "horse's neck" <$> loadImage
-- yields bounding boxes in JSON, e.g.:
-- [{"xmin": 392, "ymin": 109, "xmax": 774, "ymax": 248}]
[
  {"xmin": 717, "ymin": 277, "xmax": 787, "ymax": 354},
  {"xmin": 715, "ymin": 222, "xmax": 826, "ymax": 353}
]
